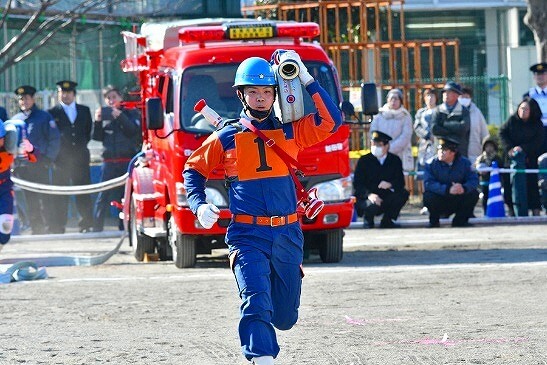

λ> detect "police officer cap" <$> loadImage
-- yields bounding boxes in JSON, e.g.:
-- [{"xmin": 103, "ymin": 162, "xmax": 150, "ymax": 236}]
[
  {"xmin": 437, "ymin": 136, "xmax": 460, "ymax": 150},
  {"xmin": 56, "ymin": 80, "xmax": 78, "ymax": 91},
  {"xmin": 442, "ymin": 81, "xmax": 463, "ymax": 95},
  {"xmin": 14, "ymin": 85, "xmax": 36, "ymax": 97},
  {"xmin": 530, "ymin": 62, "xmax": 547, "ymax": 73},
  {"xmin": 370, "ymin": 130, "xmax": 392, "ymax": 143}
]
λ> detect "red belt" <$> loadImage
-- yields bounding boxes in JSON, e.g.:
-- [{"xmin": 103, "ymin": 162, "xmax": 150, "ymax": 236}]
[{"xmin": 233, "ymin": 213, "xmax": 298, "ymax": 227}]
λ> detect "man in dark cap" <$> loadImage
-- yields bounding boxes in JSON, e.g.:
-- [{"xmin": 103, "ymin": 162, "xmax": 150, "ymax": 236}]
[
  {"xmin": 526, "ymin": 62, "xmax": 547, "ymax": 153},
  {"xmin": 47, "ymin": 80, "xmax": 94, "ymax": 233},
  {"xmin": 431, "ymin": 81, "xmax": 471, "ymax": 158},
  {"xmin": 423, "ymin": 136, "xmax": 479, "ymax": 227},
  {"xmin": 353, "ymin": 130, "xmax": 409, "ymax": 228},
  {"xmin": 11, "ymin": 85, "xmax": 60, "ymax": 235}
]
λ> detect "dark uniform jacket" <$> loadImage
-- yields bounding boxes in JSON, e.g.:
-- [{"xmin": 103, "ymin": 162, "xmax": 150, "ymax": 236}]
[
  {"xmin": 92, "ymin": 108, "xmax": 141, "ymax": 160},
  {"xmin": 424, "ymin": 154, "xmax": 478, "ymax": 196},
  {"xmin": 12, "ymin": 105, "xmax": 60, "ymax": 164},
  {"xmin": 353, "ymin": 152, "xmax": 406, "ymax": 201},
  {"xmin": 499, "ymin": 114, "xmax": 544, "ymax": 169},
  {"xmin": 0, "ymin": 106, "xmax": 7, "ymax": 122},
  {"xmin": 431, "ymin": 102, "xmax": 471, "ymax": 157},
  {"xmin": 48, "ymin": 103, "xmax": 93, "ymax": 165}
]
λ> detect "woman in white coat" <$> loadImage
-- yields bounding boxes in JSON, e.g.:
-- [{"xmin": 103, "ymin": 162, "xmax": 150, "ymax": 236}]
[{"xmin": 371, "ymin": 88, "xmax": 414, "ymax": 194}]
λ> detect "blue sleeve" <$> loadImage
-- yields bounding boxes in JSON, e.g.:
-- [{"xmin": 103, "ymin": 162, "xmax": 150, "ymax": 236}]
[
  {"xmin": 424, "ymin": 162, "xmax": 448, "ymax": 195},
  {"xmin": 462, "ymin": 159, "xmax": 479, "ymax": 192},
  {"xmin": 306, "ymin": 81, "xmax": 342, "ymax": 132},
  {"xmin": 182, "ymin": 168, "xmax": 207, "ymax": 215}
]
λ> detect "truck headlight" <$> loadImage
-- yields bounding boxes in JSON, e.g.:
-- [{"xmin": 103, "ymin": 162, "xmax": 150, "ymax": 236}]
[
  {"xmin": 312, "ymin": 176, "xmax": 353, "ymax": 202},
  {"xmin": 205, "ymin": 187, "xmax": 228, "ymax": 207}
]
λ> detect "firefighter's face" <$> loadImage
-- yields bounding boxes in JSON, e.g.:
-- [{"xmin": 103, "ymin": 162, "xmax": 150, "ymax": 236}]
[
  {"xmin": 104, "ymin": 90, "xmax": 123, "ymax": 108},
  {"xmin": 243, "ymin": 86, "xmax": 275, "ymax": 110},
  {"xmin": 18, "ymin": 94, "xmax": 35, "ymax": 111}
]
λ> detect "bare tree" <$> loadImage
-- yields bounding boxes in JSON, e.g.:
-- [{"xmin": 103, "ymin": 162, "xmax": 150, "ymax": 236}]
[
  {"xmin": 0, "ymin": 0, "xmax": 127, "ymax": 76},
  {"xmin": 524, "ymin": 0, "xmax": 547, "ymax": 62}
]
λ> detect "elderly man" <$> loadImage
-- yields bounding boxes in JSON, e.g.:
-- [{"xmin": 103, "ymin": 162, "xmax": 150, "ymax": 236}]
[
  {"xmin": 353, "ymin": 130, "xmax": 409, "ymax": 228},
  {"xmin": 431, "ymin": 81, "xmax": 471, "ymax": 158},
  {"xmin": 423, "ymin": 136, "xmax": 479, "ymax": 228}
]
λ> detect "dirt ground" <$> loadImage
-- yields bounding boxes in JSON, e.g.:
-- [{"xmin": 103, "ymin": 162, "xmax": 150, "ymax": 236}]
[{"xmin": 1, "ymin": 224, "xmax": 546, "ymax": 364}]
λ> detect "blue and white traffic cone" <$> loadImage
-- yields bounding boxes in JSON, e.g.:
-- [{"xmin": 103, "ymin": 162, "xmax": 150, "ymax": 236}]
[{"xmin": 486, "ymin": 161, "xmax": 505, "ymax": 218}]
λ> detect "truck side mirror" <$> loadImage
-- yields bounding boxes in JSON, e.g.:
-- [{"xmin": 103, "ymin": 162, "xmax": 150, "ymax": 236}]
[
  {"xmin": 146, "ymin": 97, "xmax": 164, "ymax": 130},
  {"xmin": 361, "ymin": 83, "xmax": 379, "ymax": 116},
  {"xmin": 340, "ymin": 101, "xmax": 361, "ymax": 123}
]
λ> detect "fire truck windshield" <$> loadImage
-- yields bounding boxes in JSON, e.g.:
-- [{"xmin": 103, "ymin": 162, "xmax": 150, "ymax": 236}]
[{"xmin": 180, "ymin": 62, "xmax": 340, "ymax": 133}]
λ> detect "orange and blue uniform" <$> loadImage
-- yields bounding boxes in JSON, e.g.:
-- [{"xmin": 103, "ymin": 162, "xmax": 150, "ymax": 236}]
[
  {"xmin": 0, "ymin": 140, "xmax": 36, "ymax": 244},
  {"xmin": 183, "ymin": 80, "xmax": 341, "ymax": 361}
]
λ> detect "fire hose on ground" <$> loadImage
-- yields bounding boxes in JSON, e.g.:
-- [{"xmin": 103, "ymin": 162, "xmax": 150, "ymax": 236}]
[{"xmin": 2, "ymin": 153, "xmax": 145, "ymax": 282}]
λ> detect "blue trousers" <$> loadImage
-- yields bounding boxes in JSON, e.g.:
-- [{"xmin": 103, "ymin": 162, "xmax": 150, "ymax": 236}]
[
  {"xmin": 0, "ymin": 188, "xmax": 14, "ymax": 244},
  {"xmin": 228, "ymin": 222, "xmax": 303, "ymax": 360}
]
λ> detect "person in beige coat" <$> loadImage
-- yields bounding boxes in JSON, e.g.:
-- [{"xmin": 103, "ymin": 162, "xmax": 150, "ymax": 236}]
[
  {"xmin": 459, "ymin": 86, "xmax": 489, "ymax": 164},
  {"xmin": 370, "ymin": 88, "xmax": 414, "ymax": 194}
]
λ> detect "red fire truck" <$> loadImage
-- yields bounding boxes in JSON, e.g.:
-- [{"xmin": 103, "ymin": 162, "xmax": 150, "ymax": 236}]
[{"xmin": 120, "ymin": 19, "xmax": 354, "ymax": 268}]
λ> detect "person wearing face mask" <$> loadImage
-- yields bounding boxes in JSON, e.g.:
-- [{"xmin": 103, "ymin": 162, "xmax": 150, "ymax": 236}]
[
  {"xmin": 431, "ymin": 81, "xmax": 471, "ymax": 159},
  {"xmin": 475, "ymin": 136, "xmax": 503, "ymax": 215},
  {"xmin": 370, "ymin": 88, "xmax": 414, "ymax": 194},
  {"xmin": 423, "ymin": 136, "xmax": 479, "ymax": 227},
  {"xmin": 353, "ymin": 131, "xmax": 409, "ymax": 228},
  {"xmin": 459, "ymin": 86, "xmax": 489, "ymax": 164}
]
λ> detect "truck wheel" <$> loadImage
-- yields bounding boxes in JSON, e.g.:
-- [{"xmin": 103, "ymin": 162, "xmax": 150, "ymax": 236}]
[
  {"xmin": 168, "ymin": 216, "xmax": 196, "ymax": 268},
  {"xmin": 174, "ymin": 234, "xmax": 197, "ymax": 268},
  {"xmin": 318, "ymin": 229, "xmax": 344, "ymax": 263},
  {"xmin": 129, "ymin": 198, "xmax": 155, "ymax": 262}
]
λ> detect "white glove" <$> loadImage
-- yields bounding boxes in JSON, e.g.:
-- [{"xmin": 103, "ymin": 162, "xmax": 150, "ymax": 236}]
[
  {"xmin": 282, "ymin": 50, "xmax": 314, "ymax": 86},
  {"xmin": 196, "ymin": 203, "xmax": 220, "ymax": 229},
  {"xmin": 21, "ymin": 139, "xmax": 34, "ymax": 153}
]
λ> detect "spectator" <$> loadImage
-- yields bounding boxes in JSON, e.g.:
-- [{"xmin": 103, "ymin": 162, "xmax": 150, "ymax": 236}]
[
  {"xmin": 413, "ymin": 87, "xmax": 438, "ymax": 209},
  {"xmin": 538, "ymin": 152, "xmax": 547, "ymax": 214},
  {"xmin": 353, "ymin": 130, "xmax": 409, "ymax": 228},
  {"xmin": 525, "ymin": 62, "xmax": 547, "ymax": 153},
  {"xmin": 499, "ymin": 97, "xmax": 544, "ymax": 216},
  {"xmin": 475, "ymin": 136, "xmax": 503, "ymax": 214},
  {"xmin": 183, "ymin": 52, "xmax": 342, "ymax": 365},
  {"xmin": 370, "ymin": 88, "xmax": 414, "ymax": 194},
  {"xmin": 48, "ymin": 80, "xmax": 94, "ymax": 233},
  {"xmin": 431, "ymin": 81, "xmax": 471, "ymax": 158},
  {"xmin": 92, "ymin": 85, "xmax": 141, "ymax": 232},
  {"xmin": 0, "ymin": 121, "xmax": 36, "ymax": 249},
  {"xmin": 423, "ymin": 136, "xmax": 479, "ymax": 227},
  {"xmin": 459, "ymin": 86, "xmax": 489, "ymax": 163},
  {"xmin": 0, "ymin": 106, "xmax": 7, "ymax": 122},
  {"xmin": 11, "ymin": 85, "xmax": 60, "ymax": 235}
]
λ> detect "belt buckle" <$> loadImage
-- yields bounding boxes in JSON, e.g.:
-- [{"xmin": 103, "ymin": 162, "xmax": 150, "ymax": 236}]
[{"xmin": 270, "ymin": 215, "xmax": 284, "ymax": 227}]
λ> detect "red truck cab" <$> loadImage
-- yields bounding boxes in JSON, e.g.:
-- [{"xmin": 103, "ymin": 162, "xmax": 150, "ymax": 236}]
[{"xmin": 121, "ymin": 19, "xmax": 354, "ymax": 268}]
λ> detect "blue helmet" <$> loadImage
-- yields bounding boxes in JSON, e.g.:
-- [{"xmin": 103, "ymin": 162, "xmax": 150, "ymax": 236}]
[
  {"xmin": 233, "ymin": 57, "xmax": 277, "ymax": 87},
  {"xmin": 0, "ymin": 122, "xmax": 5, "ymax": 138}
]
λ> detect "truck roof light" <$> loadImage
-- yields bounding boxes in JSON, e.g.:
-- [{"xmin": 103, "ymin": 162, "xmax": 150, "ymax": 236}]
[
  {"xmin": 276, "ymin": 23, "xmax": 320, "ymax": 39},
  {"xmin": 178, "ymin": 22, "xmax": 320, "ymax": 46},
  {"xmin": 179, "ymin": 26, "xmax": 226, "ymax": 44}
]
